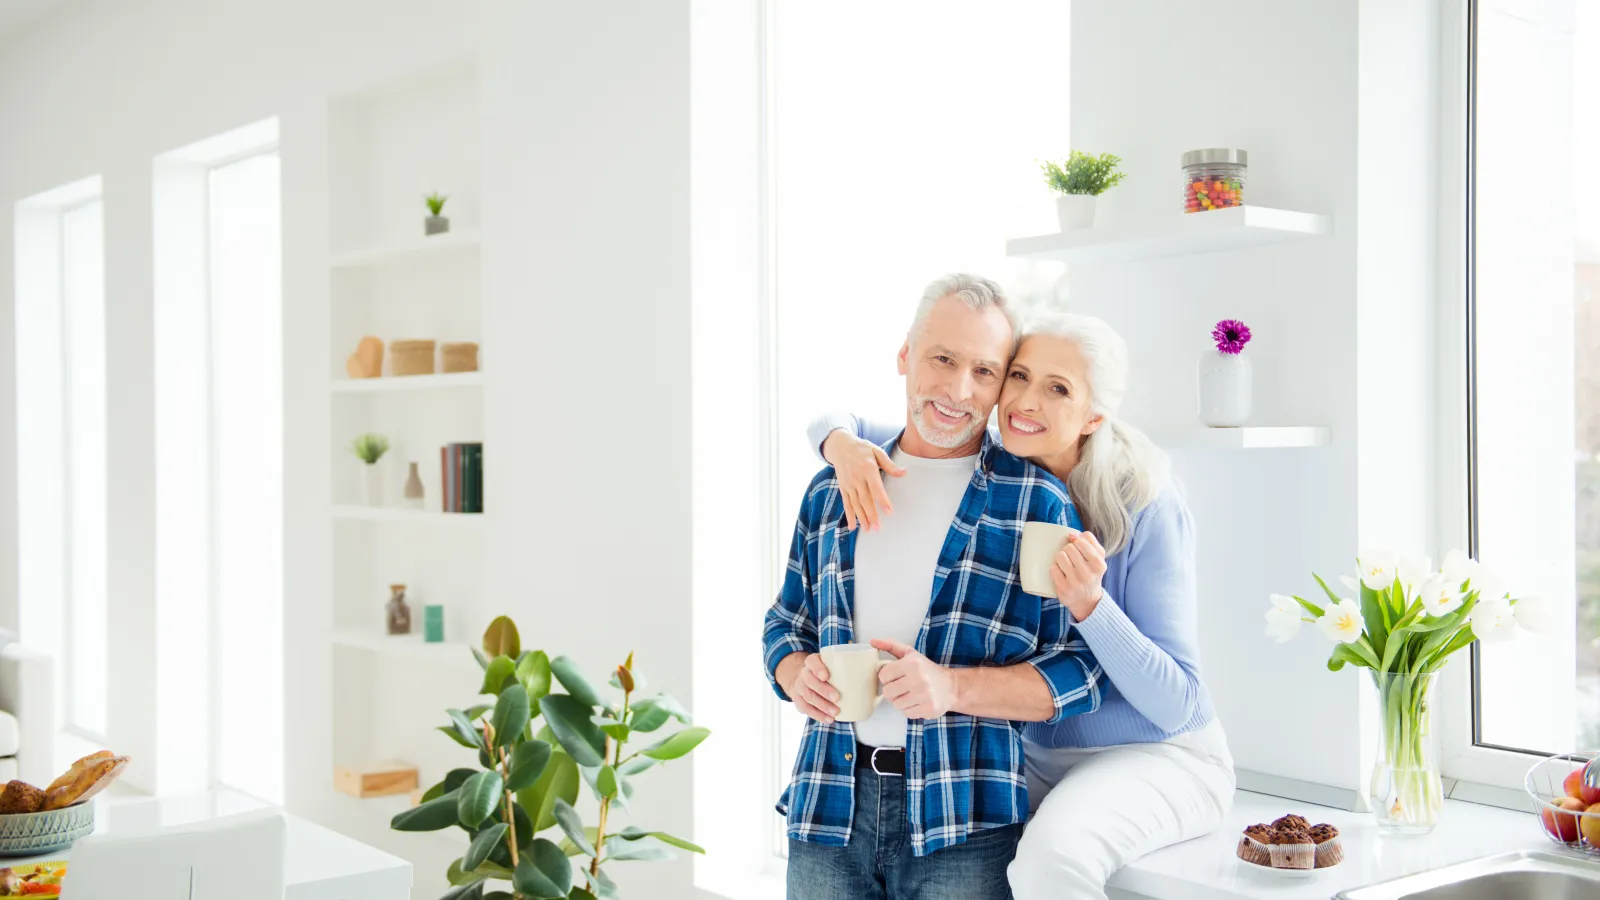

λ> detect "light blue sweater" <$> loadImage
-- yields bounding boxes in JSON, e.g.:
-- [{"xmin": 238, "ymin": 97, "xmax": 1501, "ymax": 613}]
[{"xmin": 809, "ymin": 413, "xmax": 1216, "ymax": 748}]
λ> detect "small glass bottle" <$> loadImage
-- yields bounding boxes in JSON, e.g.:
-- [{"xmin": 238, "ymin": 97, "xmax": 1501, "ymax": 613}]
[
  {"xmin": 386, "ymin": 584, "xmax": 412, "ymax": 635},
  {"xmin": 1181, "ymin": 148, "xmax": 1248, "ymax": 213}
]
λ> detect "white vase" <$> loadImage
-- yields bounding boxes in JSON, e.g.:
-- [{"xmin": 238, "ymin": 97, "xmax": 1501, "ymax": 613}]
[
  {"xmin": 1198, "ymin": 351, "xmax": 1252, "ymax": 426},
  {"xmin": 1055, "ymin": 194, "xmax": 1098, "ymax": 231},
  {"xmin": 360, "ymin": 462, "xmax": 385, "ymax": 507}
]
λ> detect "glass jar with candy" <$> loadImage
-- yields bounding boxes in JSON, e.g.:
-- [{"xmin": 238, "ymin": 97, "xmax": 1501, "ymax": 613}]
[{"xmin": 1181, "ymin": 148, "xmax": 1247, "ymax": 213}]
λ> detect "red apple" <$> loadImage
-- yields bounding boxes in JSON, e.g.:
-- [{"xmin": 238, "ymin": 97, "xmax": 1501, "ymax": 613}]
[
  {"xmin": 1541, "ymin": 797, "xmax": 1585, "ymax": 843},
  {"xmin": 1563, "ymin": 768, "xmax": 1600, "ymax": 806},
  {"xmin": 1584, "ymin": 803, "xmax": 1600, "ymax": 847}
]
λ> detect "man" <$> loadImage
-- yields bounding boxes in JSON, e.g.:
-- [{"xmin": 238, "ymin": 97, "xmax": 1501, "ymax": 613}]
[{"xmin": 763, "ymin": 273, "xmax": 1103, "ymax": 900}]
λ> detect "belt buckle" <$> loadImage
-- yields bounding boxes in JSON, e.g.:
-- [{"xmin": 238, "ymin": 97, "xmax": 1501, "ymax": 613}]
[{"xmin": 870, "ymin": 746, "xmax": 899, "ymax": 777}]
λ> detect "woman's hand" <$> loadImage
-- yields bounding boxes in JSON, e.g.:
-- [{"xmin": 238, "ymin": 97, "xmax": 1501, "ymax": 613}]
[
  {"xmin": 1049, "ymin": 530, "xmax": 1108, "ymax": 621},
  {"xmin": 821, "ymin": 429, "xmax": 905, "ymax": 531}
]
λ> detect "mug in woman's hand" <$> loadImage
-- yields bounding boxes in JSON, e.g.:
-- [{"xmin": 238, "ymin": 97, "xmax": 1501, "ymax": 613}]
[
  {"xmin": 1020, "ymin": 522, "xmax": 1078, "ymax": 596},
  {"xmin": 818, "ymin": 644, "xmax": 891, "ymax": 721}
]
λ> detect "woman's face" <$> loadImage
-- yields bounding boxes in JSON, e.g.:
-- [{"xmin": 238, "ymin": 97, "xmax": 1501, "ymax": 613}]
[{"xmin": 998, "ymin": 334, "xmax": 1105, "ymax": 470}]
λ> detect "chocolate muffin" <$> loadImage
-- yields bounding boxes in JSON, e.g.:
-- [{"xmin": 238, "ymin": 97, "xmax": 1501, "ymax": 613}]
[
  {"xmin": 1307, "ymin": 823, "xmax": 1343, "ymax": 868},
  {"xmin": 1268, "ymin": 829, "xmax": 1315, "ymax": 870},
  {"xmin": 1271, "ymin": 813, "xmax": 1311, "ymax": 833},
  {"xmin": 1235, "ymin": 823, "xmax": 1273, "ymax": 866}
]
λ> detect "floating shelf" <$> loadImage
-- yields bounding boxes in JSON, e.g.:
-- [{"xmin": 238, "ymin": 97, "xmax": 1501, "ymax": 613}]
[
  {"xmin": 331, "ymin": 372, "xmax": 483, "ymax": 394},
  {"xmin": 329, "ymin": 229, "xmax": 481, "ymax": 269},
  {"xmin": 1006, "ymin": 206, "xmax": 1331, "ymax": 265},
  {"xmin": 331, "ymin": 505, "xmax": 485, "ymax": 525},
  {"xmin": 1152, "ymin": 426, "xmax": 1331, "ymax": 450},
  {"xmin": 330, "ymin": 627, "xmax": 478, "ymax": 670}
]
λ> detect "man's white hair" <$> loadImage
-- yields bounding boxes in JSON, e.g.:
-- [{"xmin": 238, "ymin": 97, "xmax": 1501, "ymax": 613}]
[{"xmin": 907, "ymin": 273, "xmax": 1018, "ymax": 348}]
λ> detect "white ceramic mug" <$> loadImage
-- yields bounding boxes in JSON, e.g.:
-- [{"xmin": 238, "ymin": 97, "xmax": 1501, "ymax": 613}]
[
  {"xmin": 818, "ymin": 644, "xmax": 891, "ymax": 722},
  {"xmin": 1020, "ymin": 522, "xmax": 1078, "ymax": 596}
]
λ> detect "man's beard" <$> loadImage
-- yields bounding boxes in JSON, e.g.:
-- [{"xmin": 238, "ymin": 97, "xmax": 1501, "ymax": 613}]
[{"xmin": 910, "ymin": 395, "xmax": 983, "ymax": 448}]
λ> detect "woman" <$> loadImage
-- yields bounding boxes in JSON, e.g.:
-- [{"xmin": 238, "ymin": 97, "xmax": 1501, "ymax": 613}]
[{"xmin": 807, "ymin": 307, "xmax": 1234, "ymax": 900}]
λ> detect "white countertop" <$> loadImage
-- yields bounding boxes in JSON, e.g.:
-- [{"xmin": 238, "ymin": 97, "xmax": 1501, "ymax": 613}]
[{"xmin": 1107, "ymin": 790, "xmax": 1560, "ymax": 900}]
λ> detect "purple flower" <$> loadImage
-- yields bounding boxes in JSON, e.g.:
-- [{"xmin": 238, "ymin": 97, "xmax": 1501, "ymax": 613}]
[{"xmin": 1212, "ymin": 318, "xmax": 1252, "ymax": 355}]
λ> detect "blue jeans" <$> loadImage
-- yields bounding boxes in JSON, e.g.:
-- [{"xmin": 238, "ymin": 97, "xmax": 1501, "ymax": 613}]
[{"xmin": 786, "ymin": 765, "xmax": 1022, "ymax": 900}]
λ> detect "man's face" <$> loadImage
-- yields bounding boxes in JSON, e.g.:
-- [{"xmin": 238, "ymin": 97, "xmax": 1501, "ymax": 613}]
[{"xmin": 897, "ymin": 295, "xmax": 1014, "ymax": 451}]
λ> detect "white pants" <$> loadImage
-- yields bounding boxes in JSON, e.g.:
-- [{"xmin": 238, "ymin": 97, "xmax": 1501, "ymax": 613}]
[{"xmin": 1007, "ymin": 721, "xmax": 1237, "ymax": 900}]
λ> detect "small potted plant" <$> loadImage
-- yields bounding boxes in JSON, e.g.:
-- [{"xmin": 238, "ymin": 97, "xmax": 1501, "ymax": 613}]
[
  {"xmin": 351, "ymin": 433, "xmax": 390, "ymax": 506},
  {"xmin": 424, "ymin": 192, "xmax": 450, "ymax": 236},
  {"xmin": 1040, "ymin": 151, "xmax": 1126, "ymax": 230},
  {"xmin": 1198, "ymin": 318, "xmax": 1252, "ymax": 427}
]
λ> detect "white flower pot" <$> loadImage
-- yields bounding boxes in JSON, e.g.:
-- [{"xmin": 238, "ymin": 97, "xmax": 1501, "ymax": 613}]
[
  {"xmin": 1198, "ymin": 351, "xmax": 1252, "ymax": 426},
  {"xmin": 359, "ymin": 462, "xmax": 385, "ymax": 507},
  {"xmin": 1055, "ymin": 194, "xmax": 1099, "ymax": 231}
]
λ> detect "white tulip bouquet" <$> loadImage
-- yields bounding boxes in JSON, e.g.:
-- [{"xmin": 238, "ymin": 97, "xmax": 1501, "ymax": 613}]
[{"xmin": 1266, "ymin": 549, "xmax": 1538, "ymax": 831}]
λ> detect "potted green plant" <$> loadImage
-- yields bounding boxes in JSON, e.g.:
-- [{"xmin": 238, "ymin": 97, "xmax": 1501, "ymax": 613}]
[
  {"xmin": 350, "ymin": 433, "xmax": 390, "ymax": 506},
  {"xmin": 392, "ymin": 616, "xmax": 709, "ymax": 900},
  {"xmin": 425, "ymin": 192, "xmax": 450, "ymax": 236},
  {"xmin": 1039, "ymin": 151, "xmax": 1126, "ymax": 230}
]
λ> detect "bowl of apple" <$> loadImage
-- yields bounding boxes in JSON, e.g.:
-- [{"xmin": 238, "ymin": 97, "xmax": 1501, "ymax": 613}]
[{"xmin": 1527, "ymin": 752, "xmax": 1600, "ymax": 855}]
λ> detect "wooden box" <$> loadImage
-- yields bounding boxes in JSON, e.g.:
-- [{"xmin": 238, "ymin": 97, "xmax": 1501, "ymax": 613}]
[{"xmin": 334, "ymin": 761, "xmax": 419, "ymax": 798}]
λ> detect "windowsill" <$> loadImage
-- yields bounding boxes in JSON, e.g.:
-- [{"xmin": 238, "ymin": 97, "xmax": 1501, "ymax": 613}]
[{"xmin": 1108, "ymin": 790, "xmax": 1548, "ymax": 900}]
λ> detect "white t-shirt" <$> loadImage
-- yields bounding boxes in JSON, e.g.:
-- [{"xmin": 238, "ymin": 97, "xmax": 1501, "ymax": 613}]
[{"xmin": 850, "ymin": 448, "xmax": 979, "ymax": 748}]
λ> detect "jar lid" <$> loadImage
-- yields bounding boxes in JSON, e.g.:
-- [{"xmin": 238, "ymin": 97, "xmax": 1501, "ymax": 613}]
[{"xmin": 1182, "ymin": 148, "xmax": 1248, "ymax": 167}]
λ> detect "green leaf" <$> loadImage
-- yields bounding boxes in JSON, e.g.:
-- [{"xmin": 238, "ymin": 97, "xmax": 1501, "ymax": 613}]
[
  {"xmin": 550, "ymin": 656, "xmax": 606, "ymax": 709},
  {"xmin": 582, "ymin": 867, "xmax": 619, "ymax": 900},
  {"xmin": 482, "ymin": 655, "xmax": 517, "ymax": 696},
  {"xmin": 1357, "ymin": 582, "xmax": 1388, "ymax": 662},
  {"xmin": 483, "ymin": 616, "xmax": 522, "ymax": 659},
  {"xmin": 1326, "ymin": 642, "xmax": 1374, "ymax": 673},
  {"xmin": 391, "ymin": 793, "xmax": 461, "ymax": 831},
  {"xmin": 447, "ymin": 858, "xmax": 483, "ymax": 886},
  {"xmin": 642, "ymin": 726, "xmax": 710, "ymax": 760},
  {"xmin": 617, "ymin": 756, "xmax": 658, "ymax": 776},
  {"xmin": 506, "ymin": 740, "xmax": 553, "ymax": 791},
  {"xmin": 439, "ymin": 725, "xmax": 478, "ymax": 749},
  {"xmin": 599, "ymin": 722, "xmax": 630, "ymax": 742},
  {"xmin": 485, "ymin": 893, "xmax": 515, "ymax": 900},
  {"xmin": 569, "ymin": 890, "xmax": 600, "ymax": 900},
  {"xmin": 465, "ymin": 704, "xmax": 493, "ymax": 720},
  {"xmin": 513, "ymin": 838, "xmax": 574, "ymax": 899},
  {"xmin": 518, "ymin": 650, "xmax": 553, "ymax": 700},
  {"xmin": 542, "ymin": 695, "xmax": 607, "ymax": 767},
  {"xmin": 518, "ymin": 749, "xmax": 581, "ymax": 832},
  {"xmin": 422, "ymin": 768, "xmax": 479, "ymax": 804},
  {"xmin": 509, "ymin": 797, "xmax": 533, "ymax": 849},
  {"xmin": 464, "ymin": 823, "xmax": 509, "ymax": 872},
  {"xmin": 629, "ymin": 705, "xmax": 671, "ymax": 733},
  {"xmin": 492, "ymin": 685, "xmax": 532, "ymax": 749},
  {"xmin": 448, "ymin": 709, "xmax": 487, "ymax": 750},
  {"xmin": 1309, "ymin": 573, "xmax": 1343, "ymax": 610},
  {"xmin": 552, "ymin": 798, "xmax": 596, "ymax": 856},
  {"xmin": 596, "ymin": 765, "xmax": 618, "ymax": 798},
  {"xmin": 616, "ymin": 827, "xmax": 705, "ymax": 854},
  {"xmin": 442, "ymin": 880, "xmax": 486, "ymax": 900},
  {"xmin": 472, "ymin": 647, "xmax": 491, "ymax": 670},
  {"xmin": 559, "ymin": 827, "xmax": 601, "ymax": 857},
  {"xmin": 474, "ymin": 860, "xmax": 516, "ymax": 881},
  {"xmin": 1290, "ymin": 595, "xmax": 1326, "ymax": 619},
  {"xmin": 613, "ymin": 776, "xmax": 633, "ymax": 815},
  {"xmin": 634, "ymin": 693, "xmax": 690, "ymax": 724},
  {"xmin": 458, "ymin": 771, "xmax": 504, "ymax": 829},
  {"xmin": 602, "ymin": 834, "xmax": 675, "ymax": 862}
]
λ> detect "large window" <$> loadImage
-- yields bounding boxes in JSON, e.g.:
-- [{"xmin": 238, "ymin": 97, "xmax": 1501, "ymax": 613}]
[
  {"xmin": 766, "ymin": 0, "xmax": 1071, "ymax": 842},
  {"xmin": 13, "ymin": 183, "xmax": 108, "ymax": 742},
  {"xmin": 1466, "ymin": 0, "xmax": 1597, "ymax": 764}
]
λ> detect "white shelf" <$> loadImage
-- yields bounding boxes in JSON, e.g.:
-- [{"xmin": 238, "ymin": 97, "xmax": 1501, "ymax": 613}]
[
  {"xmin": 330, "ymin": 627, "xmax": 479, "ymax": 670},
  {"xmin": 331, "ymin": 371, "xmax": 483, "ymax": 394},
  {"xmin": 330, "ymin": 228, "xmax": 481, "ymax": 269},
  {"xmin": 331, "ymin": 505, "xmax": 485, "ymax": 526},
  {"xmin": 1006, "ymin": 206, "xmax": 1331, "ymax": 265},
  {"xmin": 1153, "ymin": 425, "xmax": 1331, "ymax": 449}
]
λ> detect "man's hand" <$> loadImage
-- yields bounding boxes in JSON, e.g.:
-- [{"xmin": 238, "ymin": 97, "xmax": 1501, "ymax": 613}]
[
  {"xmin": 777, "ymin": 652, "xmax": 839, "ymax": 724},
  {"xmin": 871, "ymin": 639, "xmax": 957, "ymax": 719}
]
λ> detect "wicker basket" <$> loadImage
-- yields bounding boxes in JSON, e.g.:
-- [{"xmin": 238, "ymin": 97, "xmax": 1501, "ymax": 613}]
[
  {"xmin": 389, "ymin": 340, "xmax": 436, "ymax": 376},
  {"xmin": 441, "ymin": 342, "xmax": 479, "ymax": 373}
]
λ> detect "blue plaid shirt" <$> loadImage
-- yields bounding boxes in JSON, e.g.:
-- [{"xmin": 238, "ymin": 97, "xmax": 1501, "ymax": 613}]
[{"xmin": 762, "ymin": 431, "xmax": 1102, "ymax": 857}]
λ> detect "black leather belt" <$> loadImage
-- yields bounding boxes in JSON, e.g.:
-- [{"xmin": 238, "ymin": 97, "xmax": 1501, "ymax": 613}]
[{"xmin": 856, "ymin": 742, "xmax": 904, "ymax": 777}]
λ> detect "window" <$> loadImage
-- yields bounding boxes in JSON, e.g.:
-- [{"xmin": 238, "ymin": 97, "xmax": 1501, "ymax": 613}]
[
  {"xmin": 153, "ymin": 119, "xmax": 283, "ymax": 802},
  {"xmin": 766, "ymin": 0, "xmax": 1070, "ymax": 847},
  {"xmin": 1459, "ymin": 0, "xmax": 1596, "ymax": 773},
  {"xmin": 13, "ymin": 180, "xmax": 107, "ymax": 741}
]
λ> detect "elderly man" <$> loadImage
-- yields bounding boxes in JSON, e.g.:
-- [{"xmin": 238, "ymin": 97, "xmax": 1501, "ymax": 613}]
[{"xmin": 763, "ymin": 273, "xmax": 1102, "ymax": 900}]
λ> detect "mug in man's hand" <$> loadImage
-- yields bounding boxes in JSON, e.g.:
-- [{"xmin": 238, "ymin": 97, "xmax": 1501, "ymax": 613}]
[
  {"xmin": 818, "ymin": 644, "xmax": 890, "ymax": 722},
  {"xmin": 1020, "ymin": 522, "xmax": 1078, "ymax": 596}
]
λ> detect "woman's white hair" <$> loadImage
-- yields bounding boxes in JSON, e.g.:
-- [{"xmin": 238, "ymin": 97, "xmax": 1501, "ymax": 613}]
[{"xmin": 1020, "ymin": 306, "xmax": 1170, "ymax": 557}]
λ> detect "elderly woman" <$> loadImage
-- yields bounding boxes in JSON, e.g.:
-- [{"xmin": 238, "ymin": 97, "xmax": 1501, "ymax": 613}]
[{"xmin": 807, "ymin": 307, "xmax": 1234, "ymax": 900}]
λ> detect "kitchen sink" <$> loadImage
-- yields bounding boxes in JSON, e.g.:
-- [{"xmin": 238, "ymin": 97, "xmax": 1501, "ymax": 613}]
[{"xmin": 1336, "ymin": 849, "xmax": 1600, "ymax": 899}]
